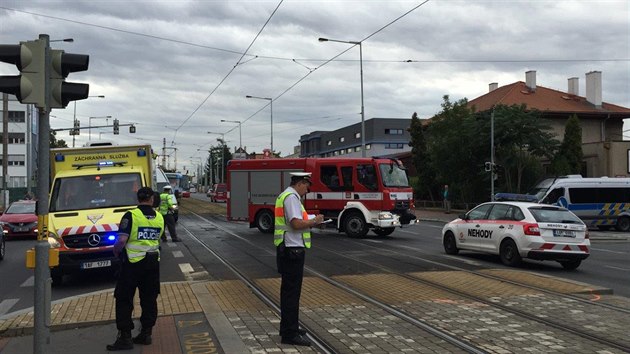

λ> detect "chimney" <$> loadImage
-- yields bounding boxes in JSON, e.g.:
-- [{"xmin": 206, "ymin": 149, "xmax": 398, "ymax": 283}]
[
  {"xmin": 489, "ymin": 82, "xmax": 498, "ymax": 92},
  {"xmin": 567, "ymin": 77, "xmax": 579, "ymax": 95},
  {"xmin": 585, "ymin": 71, "xmax": 602, "ymax": 107},
  {"xmin": 525, "ymin": 70, "xmax": 536, "ymax": 91}
]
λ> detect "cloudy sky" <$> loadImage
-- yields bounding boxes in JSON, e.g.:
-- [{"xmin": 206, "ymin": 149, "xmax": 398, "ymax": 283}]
[{"xmin": 1, "ymin": 0, "xmax": 628, "ymax": 172}]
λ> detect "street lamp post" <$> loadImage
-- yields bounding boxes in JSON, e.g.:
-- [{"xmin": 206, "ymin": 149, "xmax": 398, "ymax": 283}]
[
  {"xmin": 207, "ymin": 131, "xmax": 226, "ymax": 183},
  {"xmin": 189, "ymin": 156, "xmax": 203, "ymax": 191},
  {"xmin": 220, "ymin": 119, "xmax": 242, "ymax": 149},
  {"xmin": 88, "ymin": 115, "xmax": 112, "ymax": 141},
  {"xmin": 319, "ymin": 37, "xmax": 365, "ymax": 157},
  {"xmin": 73, "ymin": 95, "xmax": 104, "ymax": 147},
  {"xmin": 245, "ymin": 95, "xmax": 273, "ymax": 153}
]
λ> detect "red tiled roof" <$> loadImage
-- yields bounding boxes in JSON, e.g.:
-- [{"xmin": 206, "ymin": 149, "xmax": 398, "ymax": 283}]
[{"xmin": 468, "ymin": 81, "xmax": 630, "ymax": 116}]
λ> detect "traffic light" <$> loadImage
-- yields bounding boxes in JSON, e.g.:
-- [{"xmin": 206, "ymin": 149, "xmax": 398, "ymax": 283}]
[
  {"xmin": 0, "ymin": 40, "xmax": 46, "ymax": 107},
  {"xmin": 49, "ymin": 49, "xmax": 89, "ymax": 108},
  {"xmin": 73, "ymin": 119, "xmax": 80, "ymax": 135},
  {"xmin": 129, "ymin": 124, "xmax": 136, "ymax": 134},
  {"xmin": 113, "ymin": 118, "xmax": 119, "ymax": 134}
]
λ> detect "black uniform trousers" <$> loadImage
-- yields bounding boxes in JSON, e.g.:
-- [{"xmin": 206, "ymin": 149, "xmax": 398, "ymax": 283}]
[
  {"xmin": 277, "ymin": 245, "xmax": 305, "ymax": 339},
  {"xmin": 114, "ymin": 252, "xmax": 160, "ymax": 331},
  {"xmin": 162, "ymin": 213, "xmax": 178, "ymax": 240}
]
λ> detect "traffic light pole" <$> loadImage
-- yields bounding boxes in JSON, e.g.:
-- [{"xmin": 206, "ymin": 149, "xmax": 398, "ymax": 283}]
[{"xmin": 34, "ymin": 34, "xmax": 51, "ymax": 354}]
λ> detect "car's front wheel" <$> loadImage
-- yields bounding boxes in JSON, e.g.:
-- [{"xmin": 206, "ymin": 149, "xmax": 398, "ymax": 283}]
[
  {"xmin": 499, "ymin": 239, "xmax": 522, "ymax": 267},
  {"xmin": 615, "ymin": 216, "xmax": 630, "ymax": 232},
  {"xmin": 443, "ymin": 231, "xmax": 459, "ymax": 255},
  {"xmin": 343, "ymin": 212, "xmax": 369, "ymax": 238}
]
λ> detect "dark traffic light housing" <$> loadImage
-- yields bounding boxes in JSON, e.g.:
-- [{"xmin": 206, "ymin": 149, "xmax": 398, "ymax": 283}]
[
  {"xmin": 50, "ymin": 49, "xmax": 89, "ymax": 108},
  {"xmin": 113, "ymin": 118, "xmax": 120, "ymax": 134}
]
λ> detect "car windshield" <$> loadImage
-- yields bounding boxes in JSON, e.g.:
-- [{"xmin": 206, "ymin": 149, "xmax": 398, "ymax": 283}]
[
  {"xmin": 6, "ymin": 203, "xmax": 35, "ymax": 214},
  {"xmin": 528, "ymin": 207, "xmax": 582, "ymax": 224},
  {"xmin": 50, "ymin": 173, "xmax": 143, "ymax": 212},
  {"xmin": 378, "ymin": 162, "xmax": 410, "ymax": 188},
  {"xmin": 217, "ymin": 185, "xmax": 227, "ymax": 192}
]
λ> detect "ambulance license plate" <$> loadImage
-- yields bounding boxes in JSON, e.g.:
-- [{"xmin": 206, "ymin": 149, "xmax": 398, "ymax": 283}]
[
  {"xmin": 81, "ymin": 260, "xmax": 112, "ymax": 269},
  {"xmin": 553, "ymin": 229, "xmax": 576, "ymax": 238}
]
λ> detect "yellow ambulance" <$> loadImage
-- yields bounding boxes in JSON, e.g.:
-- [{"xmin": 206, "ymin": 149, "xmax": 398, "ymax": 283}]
[{"xmin": 47, "ymin": 144, "xmax": 154, "ymax": 285}]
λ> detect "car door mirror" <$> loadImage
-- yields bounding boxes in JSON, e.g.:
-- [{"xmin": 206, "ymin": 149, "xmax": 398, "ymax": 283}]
[{"xmin": 459, "ymin": 213, "xmax": 468, "ymax": 220}]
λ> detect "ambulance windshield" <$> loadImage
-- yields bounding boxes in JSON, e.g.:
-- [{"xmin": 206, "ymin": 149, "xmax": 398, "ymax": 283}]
[
  {"xmin": 378, "ymin": 163, "xmax": 409, "ymax": 188},
  {"xmin": 50, "ymin": 173, "xmax": 143, "ymax": 212}
]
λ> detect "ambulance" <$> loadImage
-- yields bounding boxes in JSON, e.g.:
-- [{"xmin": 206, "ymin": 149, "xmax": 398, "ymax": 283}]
[
  {"xmin": 227, "ymin": 157, "xmax": 417, "ymax": 238},
  {"xmin": 47, "ymin": 144, "xmax": 154, "ymax": 285}
]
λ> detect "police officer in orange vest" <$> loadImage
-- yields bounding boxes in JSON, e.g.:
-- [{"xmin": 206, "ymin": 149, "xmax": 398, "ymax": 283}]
[
  {"xmin": 107, "ymin": 187, "xmax": 164, "ymax": 351},
  {"xmin": 274, "ymin": 172, "xmax": 324, "ymax": 346}
]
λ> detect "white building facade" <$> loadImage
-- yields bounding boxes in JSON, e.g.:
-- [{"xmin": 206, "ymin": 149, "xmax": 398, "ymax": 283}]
[{"xmin": 0, "ymin": 94, "xmax": 37, "ymax": 189}]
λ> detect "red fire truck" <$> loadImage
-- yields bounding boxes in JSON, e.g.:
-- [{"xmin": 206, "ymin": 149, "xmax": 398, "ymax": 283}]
[{"xmin": 227, "ymin": 157, "xmax": 417, "ymax": 237}]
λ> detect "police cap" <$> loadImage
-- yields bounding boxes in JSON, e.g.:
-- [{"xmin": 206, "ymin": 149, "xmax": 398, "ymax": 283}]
[
  {"xmin": 290, "ymin": 172, "xmax": 312, "ymax": 184},
  {"xmin": 163, "ymin": 185, "xmax": 172, "ymax": 190}
]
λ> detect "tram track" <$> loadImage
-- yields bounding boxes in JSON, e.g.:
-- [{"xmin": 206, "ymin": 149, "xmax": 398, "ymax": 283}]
[
  {"xmin": 179, "ymin": 199, "xmax": 629, "ymax": 352},
  {"xmin": 181, "ymin": 210, "xmax": 488, "ymax": 354}
]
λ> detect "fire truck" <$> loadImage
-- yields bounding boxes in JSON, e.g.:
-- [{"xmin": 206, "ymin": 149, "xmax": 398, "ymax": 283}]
[{"xmin": 227, "ymin": 157, "xmax": 417, "ymax": 238}]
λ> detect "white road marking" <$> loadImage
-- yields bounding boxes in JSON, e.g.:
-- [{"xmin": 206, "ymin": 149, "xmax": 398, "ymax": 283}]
[
  {"xmin": 364, "ymin": 239, "xmax": 383, "ymax": 243},
  {"xmin": 172, "ymin": 250, "xmax": 184, "ymax": 258},
  {"xmin": 179, "ymin": 263, "xmax": 194, "ymax": 273},
  {"xmin": 20, "ymin": 276, "xmax": 34, "ymax": 287},
  {"xmin": 0, "ymin": 299, "xmax": 19, "ymax": 316},
  {"xmin": 604, "ymin": 265, "xmax": 630, "ymax": 271},
  {"xmin": 591, "ymin": 247, "xmax": 627, "ymax": 254},
  {"xmin": 442, "ymin": 255, "xmax": 483, "ymax": 266},
  {"xmin": 167, "ymin": 242, "xmax": 177, "ymax": 248}
]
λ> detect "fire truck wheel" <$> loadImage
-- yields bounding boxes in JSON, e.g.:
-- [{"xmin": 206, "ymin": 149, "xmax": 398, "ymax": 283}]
[
  {"xmin": 255, "ymin": 209, "xmax": 275, "ymax": 234},
  {"xmin": 343, "ymin": 212, "xmax": 369, "ymax": 238},
  {"xmin": 373, "ymin": 227, "xmax": 395, "ymax": 237}
]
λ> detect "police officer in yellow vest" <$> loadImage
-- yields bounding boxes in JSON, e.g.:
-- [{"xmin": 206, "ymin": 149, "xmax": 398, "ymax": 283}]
[
  {"xmin": 159, "ymin": 185, "xmax": 181, "ymax": 242},
  {"xmin": 275, "ymin": 172, "xmax": 323, "ymax": 347},
  {"xmin": 107, "ymin": 187, "xmax": 165, "ymax": 351}
]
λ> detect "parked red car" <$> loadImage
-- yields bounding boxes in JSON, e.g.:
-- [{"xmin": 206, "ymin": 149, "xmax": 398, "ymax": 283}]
[
  {"xmin": 207, "ymin": 183, "xmax": 227, "ymax": 203},
  {"xmin": 0, "ymin": 200, "xmax": 38, "ymax": 239}
]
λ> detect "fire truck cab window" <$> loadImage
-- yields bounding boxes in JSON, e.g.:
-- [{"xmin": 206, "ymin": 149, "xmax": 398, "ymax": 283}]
[
  {"xmin": 357, "ymin": 164, "xmax": 377, "ymax": 191},
  {"xmin": 321, "ymin": 165, "xmax": 341, "ymax": 190},
  {"xmin": 341, "ymin": 166, "xmax": 353, "ymax": 190}
]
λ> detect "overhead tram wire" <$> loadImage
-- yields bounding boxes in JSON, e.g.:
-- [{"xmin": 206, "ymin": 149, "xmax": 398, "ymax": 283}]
[
  {"xmin": 169, "ymin": 0, "xmax": 284, "ymax": 145},
  {"xmin": 3, "ymin": 7, "xmax": 626, "ymax": 65},
  {"xmin": 240, "ymin": 0, "xmax": 432, "ymax": 126}
]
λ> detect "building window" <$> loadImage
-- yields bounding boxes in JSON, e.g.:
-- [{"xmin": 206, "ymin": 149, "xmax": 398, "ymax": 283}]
[
  {"xmin": 355, "ymin": 132, "xmax": 361, "ymax": 139},
  {"xmin": 355, "ymin": 146, "xmax": 361, "ymax": 152},
  {"xmin": 339, "ymin": 137, "xmax": 345, "ymax": 142},
  {"xmin": 366, "ymin": 144, "xmax": 371, "ymax": 150},
  {"xmin": 385, "ymin": 129, "xmax": 403, "ymax": 135},
  {"xmin": 8, "ymin": 111, "xmax": 25, "ymax": 123},
  {"xmin": 385, "ymin": 143, "xmax": 404, "ymax": 149},
  {"xmin": 340, "ymin": 149, "xmax": 345, "ymax": 155},
  {"xmin": 334, "ymin": 151, "xmax": 339, "ymax": 156},
  {"xmin": 327, "ymin": 140, "xmax": 332, "ymax": 146},
  {"xmin": 346, "ymin": 148, "xmax": 352, "ymax": 153},
  {"xmin": 0, "ymin": 154, "xmax": 26, "ymax": 166},
  {"xmin": 8, "ymin": 133, "xmax": 25, "ymax": 144}
]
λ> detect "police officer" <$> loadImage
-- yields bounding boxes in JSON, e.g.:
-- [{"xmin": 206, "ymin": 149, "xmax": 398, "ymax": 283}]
[
  {"xmin": 275, "ymin": 172, "xmax": 324, "ymax": 346},
  {"xmin": 107, "ymin": 187, "xmax": 164, "ymax": 351},
  {"xmin": 159, "ymin": 185, "xmax": 181, "ymax": 242}
]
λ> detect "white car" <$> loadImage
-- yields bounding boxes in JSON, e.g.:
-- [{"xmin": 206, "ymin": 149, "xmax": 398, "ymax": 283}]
[{"xmin": 442, "ymin": 201, "xmax": 590, "ymax": 270}]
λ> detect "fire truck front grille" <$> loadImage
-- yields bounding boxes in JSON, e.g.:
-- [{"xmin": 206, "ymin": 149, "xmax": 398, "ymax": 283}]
[{"xmin": 63, "ymin": 233, "xmax": 115, "ymax": 248}]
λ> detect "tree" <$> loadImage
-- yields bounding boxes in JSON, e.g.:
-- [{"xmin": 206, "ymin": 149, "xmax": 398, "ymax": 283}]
[
  {"xmin": 551, "ymin": 114, "xmax": 583, "ymax": 175},
  {"xmin": 408, "ymin": 112, "xmax": 436, "ymax": 200},
  {"xmin": 50, "ymin": 131, "xmax": 68, "ymax": 148}
]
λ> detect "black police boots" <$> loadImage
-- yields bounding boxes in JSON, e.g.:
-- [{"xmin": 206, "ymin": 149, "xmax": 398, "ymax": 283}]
[
  {"xmin": 281, "ymin": 333, "xmax": 311, "ymax": 346},
  {"xmin": 133, "ymin": 326, "xmax": 153, "ymax": 345},
  {"xmin": 106, "ymin": 330, "xmax": 133, "ymax": 351}
]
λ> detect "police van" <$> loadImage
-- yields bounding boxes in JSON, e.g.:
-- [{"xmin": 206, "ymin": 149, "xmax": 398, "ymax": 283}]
[{"xmin": 536, "ymin": 176, "xmax": 630, "ymax": 231}]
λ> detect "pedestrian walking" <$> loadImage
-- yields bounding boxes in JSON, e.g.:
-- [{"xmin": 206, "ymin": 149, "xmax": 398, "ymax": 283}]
[
  {"xmin": 275, "ymin": 172, "xmax": 324, "ymax": 347},
  {"xmin": 159, "ymin": 185, "xmax": 181, "ymax": 242},
  {"xmin": 443, "ymin": 184, "xmax": 451, "ymax": 214},
  {"xmin": 107, "ymin": 187, "xmax": 164, "ymax": 351}
]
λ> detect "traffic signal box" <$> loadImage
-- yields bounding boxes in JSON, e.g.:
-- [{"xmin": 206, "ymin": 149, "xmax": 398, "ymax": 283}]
[{"xmin": 0, "ymin": 36, "xmax": 90, "ymax": 110}]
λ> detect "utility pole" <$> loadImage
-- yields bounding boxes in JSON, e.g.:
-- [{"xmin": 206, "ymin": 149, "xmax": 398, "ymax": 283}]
[
  {"xmin": 162, "ymin": 138, "xmax": 166, "ymax": 168},
  {"xmin": 2, "ymin": 93, "xmax": 8, "ymax": 209}
]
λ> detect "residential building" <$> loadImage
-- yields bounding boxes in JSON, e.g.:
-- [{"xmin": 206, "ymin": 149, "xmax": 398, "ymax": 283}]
[
  {"xmin": 300, "ymin": 118, "xmax": 411, "ymax": 158},
  {"xmin": 468, "ymin": 70, "xmax": 630, "ymax": 177}
]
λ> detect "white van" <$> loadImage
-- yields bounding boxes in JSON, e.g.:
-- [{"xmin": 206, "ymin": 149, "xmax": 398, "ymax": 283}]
[{"xmin": 535, "ymin": 176, "xmax": 630, "ymax": 231}]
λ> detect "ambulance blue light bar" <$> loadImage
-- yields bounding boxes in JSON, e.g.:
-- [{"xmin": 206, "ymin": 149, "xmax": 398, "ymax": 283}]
[
  {"xmin": 98, "ymin": 161, "xmax": 114, "ymax": 167},
  {"xmin": 137, "ymin": 149, "xmax": 147, "ymax": 157}
]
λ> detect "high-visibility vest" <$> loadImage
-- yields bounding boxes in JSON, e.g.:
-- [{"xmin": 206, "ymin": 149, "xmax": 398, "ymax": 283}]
[
  {"xmin": 126, "ymin": 208, "xmax": 164, "ymax": 263},
  {"xmin": 274, "ymin": 190, "xmax": 311, "ymax": 248},
  {"xmin": 158, "ymin": 193, "xmax": 172, "ymax": 215}
]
